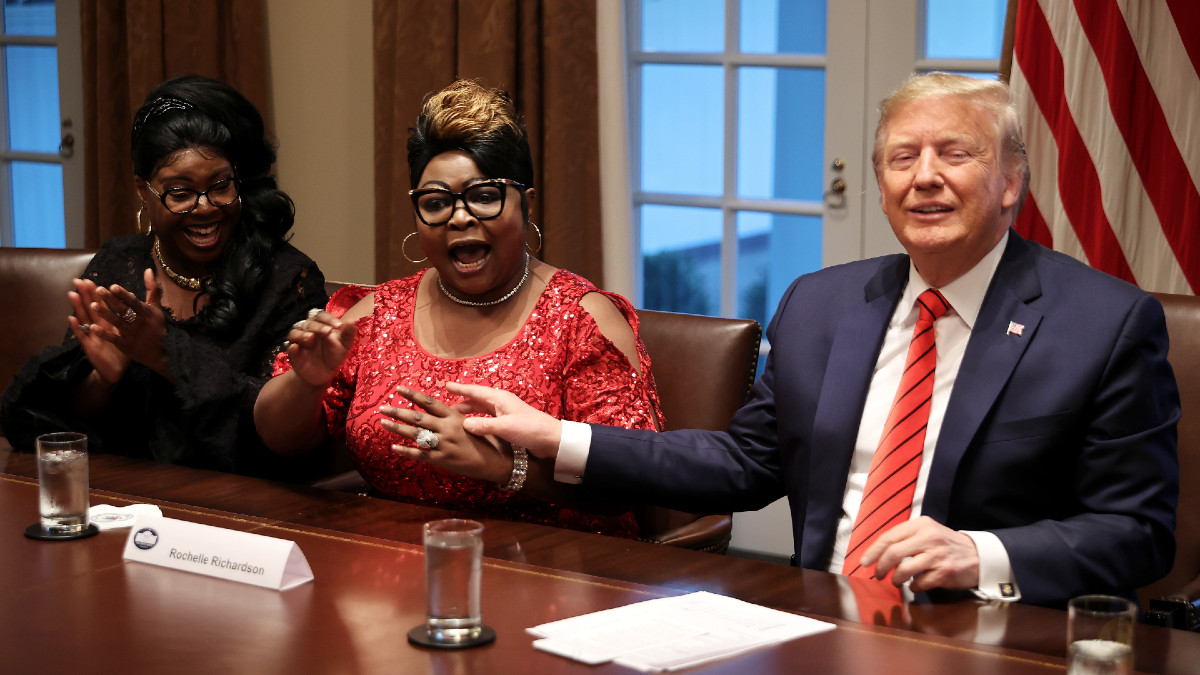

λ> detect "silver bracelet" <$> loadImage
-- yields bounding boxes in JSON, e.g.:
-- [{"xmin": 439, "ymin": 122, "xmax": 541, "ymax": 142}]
[{"xmin": 502, "ymin": 446, "xmax": 529, "ymax": 493}]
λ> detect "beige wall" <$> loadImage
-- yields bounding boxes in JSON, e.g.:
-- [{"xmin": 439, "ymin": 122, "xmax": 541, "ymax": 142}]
[{"xmin": 265, "ymin": 0, "xmax": 375, "ymax": 285}]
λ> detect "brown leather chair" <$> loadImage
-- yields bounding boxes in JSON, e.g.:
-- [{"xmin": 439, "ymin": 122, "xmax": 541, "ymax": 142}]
[
  {"xmin": 1139, "ymin": 292, "xmax": 1200, "ymax": 609},
  {"xmin": 632, "ymin": 309, "xmax": 761, "ymax": 553},
  {"xmin": 0, "ymin": 247, "xmax": 96, "ymax": 428}
]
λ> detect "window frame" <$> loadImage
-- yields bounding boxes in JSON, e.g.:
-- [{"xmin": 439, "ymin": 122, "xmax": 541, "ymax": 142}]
[
  {"xmin": 621, "ymin": 1, "xmax": 1005, "ymax": 318},
  {"xmin": 625, "ymin": 0, "xmax": 825, "ymax": 318}
]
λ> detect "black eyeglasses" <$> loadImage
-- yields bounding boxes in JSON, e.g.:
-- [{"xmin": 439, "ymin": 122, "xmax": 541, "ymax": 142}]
[
  {"xmin": 409, "ymin": 179, "xmax": 525, "ymax": 227},
  {"xmin": 145, "ymin": 177, "xmax": 240, "ymax": 214}
]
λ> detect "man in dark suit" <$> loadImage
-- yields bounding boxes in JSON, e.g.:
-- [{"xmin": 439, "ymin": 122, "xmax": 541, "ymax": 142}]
[{"xmin": 400, "ymin": 73, "xmax": 1180, "ymax": 608}]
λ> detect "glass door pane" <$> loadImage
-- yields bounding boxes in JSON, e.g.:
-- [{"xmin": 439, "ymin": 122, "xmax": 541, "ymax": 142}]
[
  {"xmin": 10, "ymin": 160, "xmax": 62, "ymax": 246},
  {"xmin": 741, "ymin": 0, "xmax": 825, "ymax": 54},
  {"xmin": 924, "ymin": 0, "xmax": 1006, "ymax": 59},
  {"xmin": 3, "ymin": 0, "xmax": 55, "ymax": 36},
  {"xmin": 737, "ymin": 66, "xmax": 824, "ymax": 202},
  {"xmin": 640, "ymin": 65, "xmax": 724, "ymax": 196},
  {"xmin": 5, "ymin": 44, "xmax": 59, "ymax": 152},
  {"xmin": 641, "ymin": 204, "xmax": 722, "ymax": 316}
]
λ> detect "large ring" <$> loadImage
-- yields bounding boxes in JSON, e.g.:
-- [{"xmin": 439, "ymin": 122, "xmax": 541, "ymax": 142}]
[
  {"xmin": 79, "ymin": 323, "xmax": 91, "ymax": 335},
  {"xmin": 121, "ymin": 308, "xmax": 137, "ymax": 323},
  {"xmin": 307, "ymin": 308, "xmax": 321, "ymax": 319},
  {"xmin": 415, "ymin": 428, "xmax": 439, "ymax": 450}
]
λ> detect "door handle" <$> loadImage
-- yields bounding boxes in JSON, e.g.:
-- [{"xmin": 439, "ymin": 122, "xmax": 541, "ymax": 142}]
[{"xmin": 824, "ymin": 177, "xmax": 846, "ymax": 209}]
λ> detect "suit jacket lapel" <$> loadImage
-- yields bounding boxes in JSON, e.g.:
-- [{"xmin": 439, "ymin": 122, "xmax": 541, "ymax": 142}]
[
  {"xmin": 801, "ymin": 257, "xmax": 907, "ymax": 567},
  {"xmin": 922, "ymin": 233, "xmax": 1044, "ymax": 522}
]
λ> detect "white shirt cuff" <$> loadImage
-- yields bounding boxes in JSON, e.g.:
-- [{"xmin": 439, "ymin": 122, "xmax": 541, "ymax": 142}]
[
  {"xmin": 964, "ymin": 530, "xmax": 1021, "ymax": 601},
  {"xmin": 553, "ymin": 420, "xmax": 591, "ymax": 484}
]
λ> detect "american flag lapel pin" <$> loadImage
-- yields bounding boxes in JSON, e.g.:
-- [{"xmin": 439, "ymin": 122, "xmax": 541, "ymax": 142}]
[{"xmin": 1006, "ymin": 321, "xmax": 1024, "ymax": 337}]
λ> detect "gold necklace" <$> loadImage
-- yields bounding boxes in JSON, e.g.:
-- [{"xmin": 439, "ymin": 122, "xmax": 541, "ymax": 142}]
[{"xmin": 153, "ymin": 239, "xmax": 210, "ymax": 291}]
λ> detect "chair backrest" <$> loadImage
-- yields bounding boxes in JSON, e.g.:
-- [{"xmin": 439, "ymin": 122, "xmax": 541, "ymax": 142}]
[
  {"xmin": 1140, "ymin": 292, "xmax": 1200, "ymax": 606},
  {"xmin": 632, "ymin": 309, "xmax": 761, "ymax": 550},
  {"xmin": 0, "ymin": 247, "xmax": 95, "ymax": 400},
  {"xmin": 635, "ymin": 309, "xmax": 761, "ymax": 432}
]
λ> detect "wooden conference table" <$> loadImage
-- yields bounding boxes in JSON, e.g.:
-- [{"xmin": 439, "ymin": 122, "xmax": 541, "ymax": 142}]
[{"xmin": 3, "ymin": 449, "xmax": 1197, "ymax": 674}]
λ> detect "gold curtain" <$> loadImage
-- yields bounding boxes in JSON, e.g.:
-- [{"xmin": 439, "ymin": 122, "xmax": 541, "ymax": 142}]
[
  {"xmin": 373, "ymin": 0, "xmax": 603, "ymax": 285},
  {"xmin": 80, "ymin": 0, "xmax": 270, "ymax": 247}
]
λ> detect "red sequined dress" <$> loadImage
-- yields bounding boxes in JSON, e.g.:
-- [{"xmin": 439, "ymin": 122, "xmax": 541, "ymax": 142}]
[{"xmin": 281, "ymin": 268, "xmax": 662, "ymax": 537}]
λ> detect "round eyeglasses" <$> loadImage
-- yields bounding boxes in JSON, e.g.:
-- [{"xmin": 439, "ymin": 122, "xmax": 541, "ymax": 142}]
[
  {"xmin": 409, "ymin": 179, "xmax": 525, "ymax": 227},
  {"xmin": 145, "ymin": 177, "xmax": 240, "ymax": 215}
]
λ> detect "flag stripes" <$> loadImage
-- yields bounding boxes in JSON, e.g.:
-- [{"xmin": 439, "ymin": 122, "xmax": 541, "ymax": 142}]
[{"xmin": 1010, "ymin": 0, "xmax": 1199, "ymax": 294}]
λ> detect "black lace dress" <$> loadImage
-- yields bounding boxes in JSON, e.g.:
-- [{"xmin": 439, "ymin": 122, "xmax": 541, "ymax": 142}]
[{"xmin": 0, "ymin": 234, "xmax": 329, "ymax": 480}]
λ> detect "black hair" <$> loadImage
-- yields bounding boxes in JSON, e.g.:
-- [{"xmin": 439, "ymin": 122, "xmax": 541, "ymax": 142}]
[{"xmin": 132, "ymin": 75, "xmax": 294, "ymax": 336}]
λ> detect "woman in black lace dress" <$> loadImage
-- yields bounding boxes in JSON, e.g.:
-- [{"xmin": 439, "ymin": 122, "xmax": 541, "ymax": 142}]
[{"xmin": 0, "ymin": 75, "xmax": 328, "ymax": 478}]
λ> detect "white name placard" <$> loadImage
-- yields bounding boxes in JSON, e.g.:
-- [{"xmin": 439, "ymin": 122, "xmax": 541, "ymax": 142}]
[{"xmin": 122, "ymin": 516, "xmax": 314, "ymax": 590}]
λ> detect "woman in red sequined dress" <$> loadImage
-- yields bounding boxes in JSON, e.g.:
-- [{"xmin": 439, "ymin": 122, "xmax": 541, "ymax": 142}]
[{"xmin": 255, "ymin": 81, "xmax": 662, "ymax": 537}]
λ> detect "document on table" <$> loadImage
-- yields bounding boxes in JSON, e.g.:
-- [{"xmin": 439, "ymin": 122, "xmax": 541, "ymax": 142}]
[{"xmin": 527, "ymin": 591, "xmax": 836, "ymax": 672}]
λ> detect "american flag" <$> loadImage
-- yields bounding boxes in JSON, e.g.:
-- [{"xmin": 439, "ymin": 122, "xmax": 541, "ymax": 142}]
[{"xmin": 1008, "ymin": 0, "xmax": 1199, "ymax": 294}]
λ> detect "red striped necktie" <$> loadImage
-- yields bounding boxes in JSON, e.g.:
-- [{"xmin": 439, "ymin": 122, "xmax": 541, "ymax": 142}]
[{"xmin": 843, "ymin": 288, "xmax": 950, "ymax": 580}]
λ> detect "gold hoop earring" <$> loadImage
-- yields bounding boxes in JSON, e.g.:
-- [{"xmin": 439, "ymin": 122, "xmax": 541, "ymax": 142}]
[
  {"xmin": 137, "ymin": 208, "xmax": 152, "ymax": 235},
  {"xmin": 527, "ymin": 222, "xmax": 543, "ymax": 254},
  {"xmin": 402, "ymin": 231, "xmax": 428, "ymax": 263}
]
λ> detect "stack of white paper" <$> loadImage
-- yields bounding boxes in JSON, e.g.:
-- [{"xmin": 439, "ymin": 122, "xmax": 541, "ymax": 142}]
[{"xmin": 527, "ymin": 591, "xmax": 836, "ymax": 672}]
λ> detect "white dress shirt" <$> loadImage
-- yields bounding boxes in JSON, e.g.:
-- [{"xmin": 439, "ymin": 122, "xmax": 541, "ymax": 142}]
[{"xmin": 555, "ymin": 232, "xmax": 1019, "ymax": 601}]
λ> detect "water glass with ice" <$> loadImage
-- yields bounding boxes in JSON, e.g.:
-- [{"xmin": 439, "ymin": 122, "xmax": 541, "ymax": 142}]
[
  {"xmin": 35, "ymin": 432, "xmax": 91, "ymax": 534},
  {"xmin": 1067, "ymin": 594, "xmax": 1137, "ymax": 675}
]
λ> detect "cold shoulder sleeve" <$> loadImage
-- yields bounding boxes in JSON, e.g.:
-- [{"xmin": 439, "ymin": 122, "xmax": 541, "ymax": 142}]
[{"xmin": 561, "ymin": 290, "xmax": 663, "ymax": 431}]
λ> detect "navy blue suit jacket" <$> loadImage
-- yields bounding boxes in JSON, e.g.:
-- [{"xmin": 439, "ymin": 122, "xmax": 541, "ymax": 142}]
[{"xmin": 585, "ymin": 232, "xmax": 1179, "ymax": 606}]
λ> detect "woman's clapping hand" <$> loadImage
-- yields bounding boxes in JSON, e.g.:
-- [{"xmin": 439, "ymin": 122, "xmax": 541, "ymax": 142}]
[{"xmin": 68, "ymin": 269, "xmax": 169, "ymax": 380}]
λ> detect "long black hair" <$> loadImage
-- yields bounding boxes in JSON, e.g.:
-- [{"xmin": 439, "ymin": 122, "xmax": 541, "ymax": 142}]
[{"xmin": 131, "ymin": 75, "xmax": 293, "ymax": 336}]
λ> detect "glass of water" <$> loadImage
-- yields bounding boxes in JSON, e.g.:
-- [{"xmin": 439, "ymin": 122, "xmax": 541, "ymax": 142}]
[
  {"xmin": 24, "ymin": 432, "xmax": 97, "ymax": 541},
  {"xmin": 1067, "ymin": 594, "xmax": 1137, "ymax": 675},
  {"xmin": 408, "ymin": 518, "xmax": 496, "ymax": 648}
]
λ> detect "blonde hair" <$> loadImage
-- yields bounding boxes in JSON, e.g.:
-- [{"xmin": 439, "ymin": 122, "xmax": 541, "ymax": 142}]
[
  {"xmin": 873, "ymin": 72, "xmax": 1029, "ymax": 212},
  {"xmin": 421, "ymin": 80, "xmax": 523, "ymax": 143}
]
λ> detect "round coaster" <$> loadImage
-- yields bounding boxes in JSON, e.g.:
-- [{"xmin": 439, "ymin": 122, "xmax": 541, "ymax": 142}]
[
  {"xmin": 407, "ymin": 624, "xmax": 496, "ymax": 649},
  {"xmin": 24, "ymin": 523, "xmax": 101, "ymax": 541}
]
